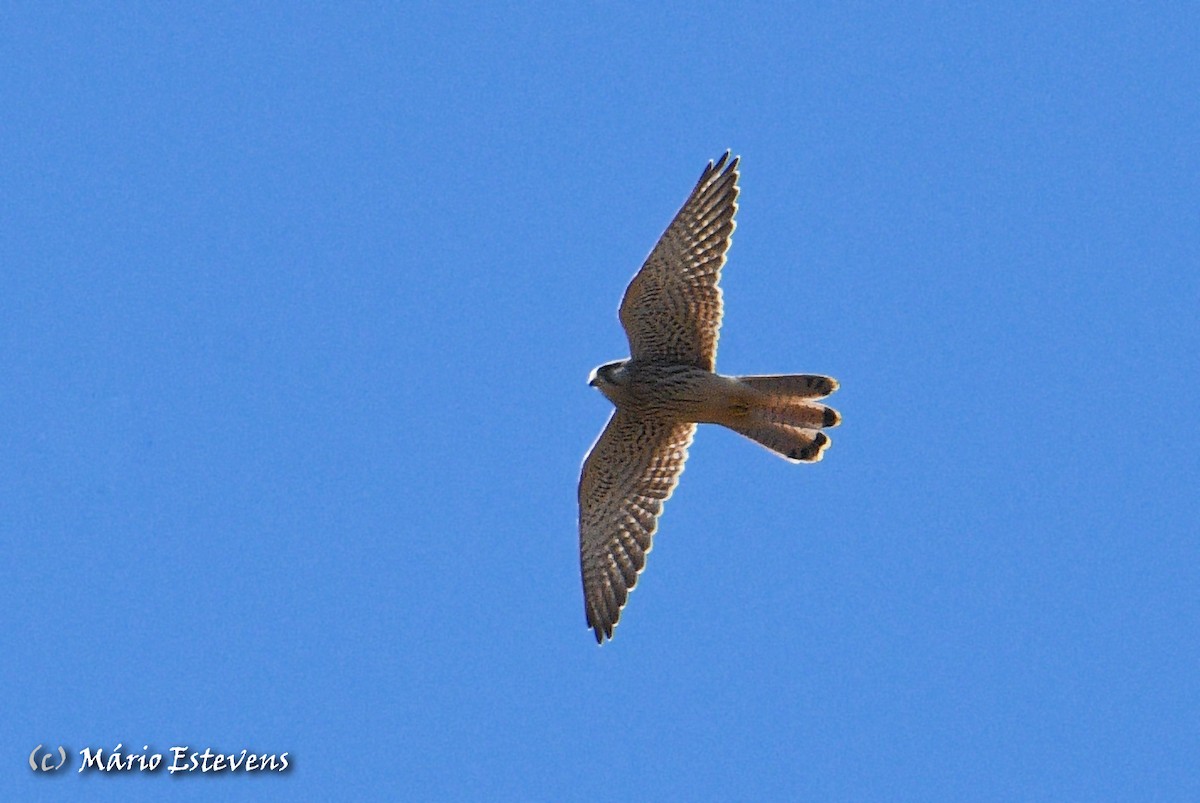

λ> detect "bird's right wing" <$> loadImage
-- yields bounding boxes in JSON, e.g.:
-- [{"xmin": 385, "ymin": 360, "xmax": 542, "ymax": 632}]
[
  {"xmin": 579, "ymin": 411, "xmax": 696, "ymax": 643},
  {"xmin": 618, "ymin": 153, "xmax": 739, "ymax": 371}
]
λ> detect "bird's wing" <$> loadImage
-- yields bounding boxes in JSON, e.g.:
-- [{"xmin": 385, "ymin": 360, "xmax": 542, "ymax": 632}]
[
  {"xmin": 619, "ymin": 152, "xmax": 739, "ymax": 371},
  {"xmin": 579, "ymin": 410, "xmax": 696, "ymax": 643}
]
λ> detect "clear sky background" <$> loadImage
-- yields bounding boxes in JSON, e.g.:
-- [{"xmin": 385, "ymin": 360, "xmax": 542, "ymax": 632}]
[{"xmin": 3, "ymin": 4, "xmax": 1197, "ymax": 801}]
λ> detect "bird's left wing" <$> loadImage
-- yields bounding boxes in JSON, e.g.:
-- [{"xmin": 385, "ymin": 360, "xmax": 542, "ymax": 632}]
[
  {"xmin": 618, "ymin": 152, "xmax": 739, "ymax": 371},
  {"xmin": 579, "ymin": 411, "xmax": 696, "ymax": 643}
]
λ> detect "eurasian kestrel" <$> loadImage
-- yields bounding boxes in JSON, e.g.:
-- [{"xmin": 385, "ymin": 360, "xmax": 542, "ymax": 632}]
[{"xmin": 579, "ymin": 152, "xmax": 841, "ymax": 643}]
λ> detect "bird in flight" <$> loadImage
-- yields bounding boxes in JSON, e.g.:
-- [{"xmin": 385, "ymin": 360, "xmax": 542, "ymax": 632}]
[{"xmin": 579, "ymin": 152, "xmax": 841, "ymax": 643}]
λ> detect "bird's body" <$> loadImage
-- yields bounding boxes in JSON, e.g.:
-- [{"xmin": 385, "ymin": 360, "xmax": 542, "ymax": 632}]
[
  {"xmin": 590, "ymin": 359, "xmax": 838, "ymax": 453},
  {"xmin": 589, "ymin": 360, "xmax": 736, "ymax": 422},
  {"xmin": 579, "ymin": 153, "xmax": 840, "ymax": 643}
]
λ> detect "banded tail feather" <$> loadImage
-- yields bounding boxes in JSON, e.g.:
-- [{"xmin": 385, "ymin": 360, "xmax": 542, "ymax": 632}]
[{"xmin": 723, "ymin": 374, "xmax": 840, "ymax": 462}]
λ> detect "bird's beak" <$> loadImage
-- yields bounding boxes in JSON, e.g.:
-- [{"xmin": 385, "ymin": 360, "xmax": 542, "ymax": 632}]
[{"xmin": 587, "ymin": 369, "xmax": 599, "ymax": 387}]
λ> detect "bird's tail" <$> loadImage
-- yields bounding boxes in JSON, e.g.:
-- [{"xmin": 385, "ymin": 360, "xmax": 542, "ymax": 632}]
[{"xmin": 721, "ymin": 374, "xmax": 841, "ymax": 463}]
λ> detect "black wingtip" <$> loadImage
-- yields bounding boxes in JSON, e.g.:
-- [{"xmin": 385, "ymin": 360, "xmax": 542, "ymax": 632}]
[
  {"xmin": 703, "ymin": 150, "xmax": 739, "ymax": 182},
  {"xmin": 591, "ymin": 622, "xmax": 613, "ymax": 645},
  {"xmin": 587, "ymin": 607, "xmax": 615, "ymax": 644}
]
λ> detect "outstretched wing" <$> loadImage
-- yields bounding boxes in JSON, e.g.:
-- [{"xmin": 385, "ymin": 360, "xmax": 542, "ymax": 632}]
[
  {"xmin": 619, "ymin": 152, "xmax": 739, "ymax": 371},
  {"xmin": 579, "ymin": 411, "xmax": 696, "ymax": 643}
]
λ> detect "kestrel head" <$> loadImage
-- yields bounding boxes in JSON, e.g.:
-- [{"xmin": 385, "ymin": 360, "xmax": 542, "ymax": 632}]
[{"xmin": 588, "ymin": 360, "xmax": 632, "ymax": 404}]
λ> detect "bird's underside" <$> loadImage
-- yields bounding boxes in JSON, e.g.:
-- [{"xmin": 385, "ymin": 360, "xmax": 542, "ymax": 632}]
[{"xmin": 578, "ymin": 152, "xmax": 840, "ymax": 643}]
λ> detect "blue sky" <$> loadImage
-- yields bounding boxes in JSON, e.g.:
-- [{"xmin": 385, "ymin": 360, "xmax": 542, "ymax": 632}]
[{"xmin": 3, "ymin": 4, "xmax": 1197, "ymax": 800}]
